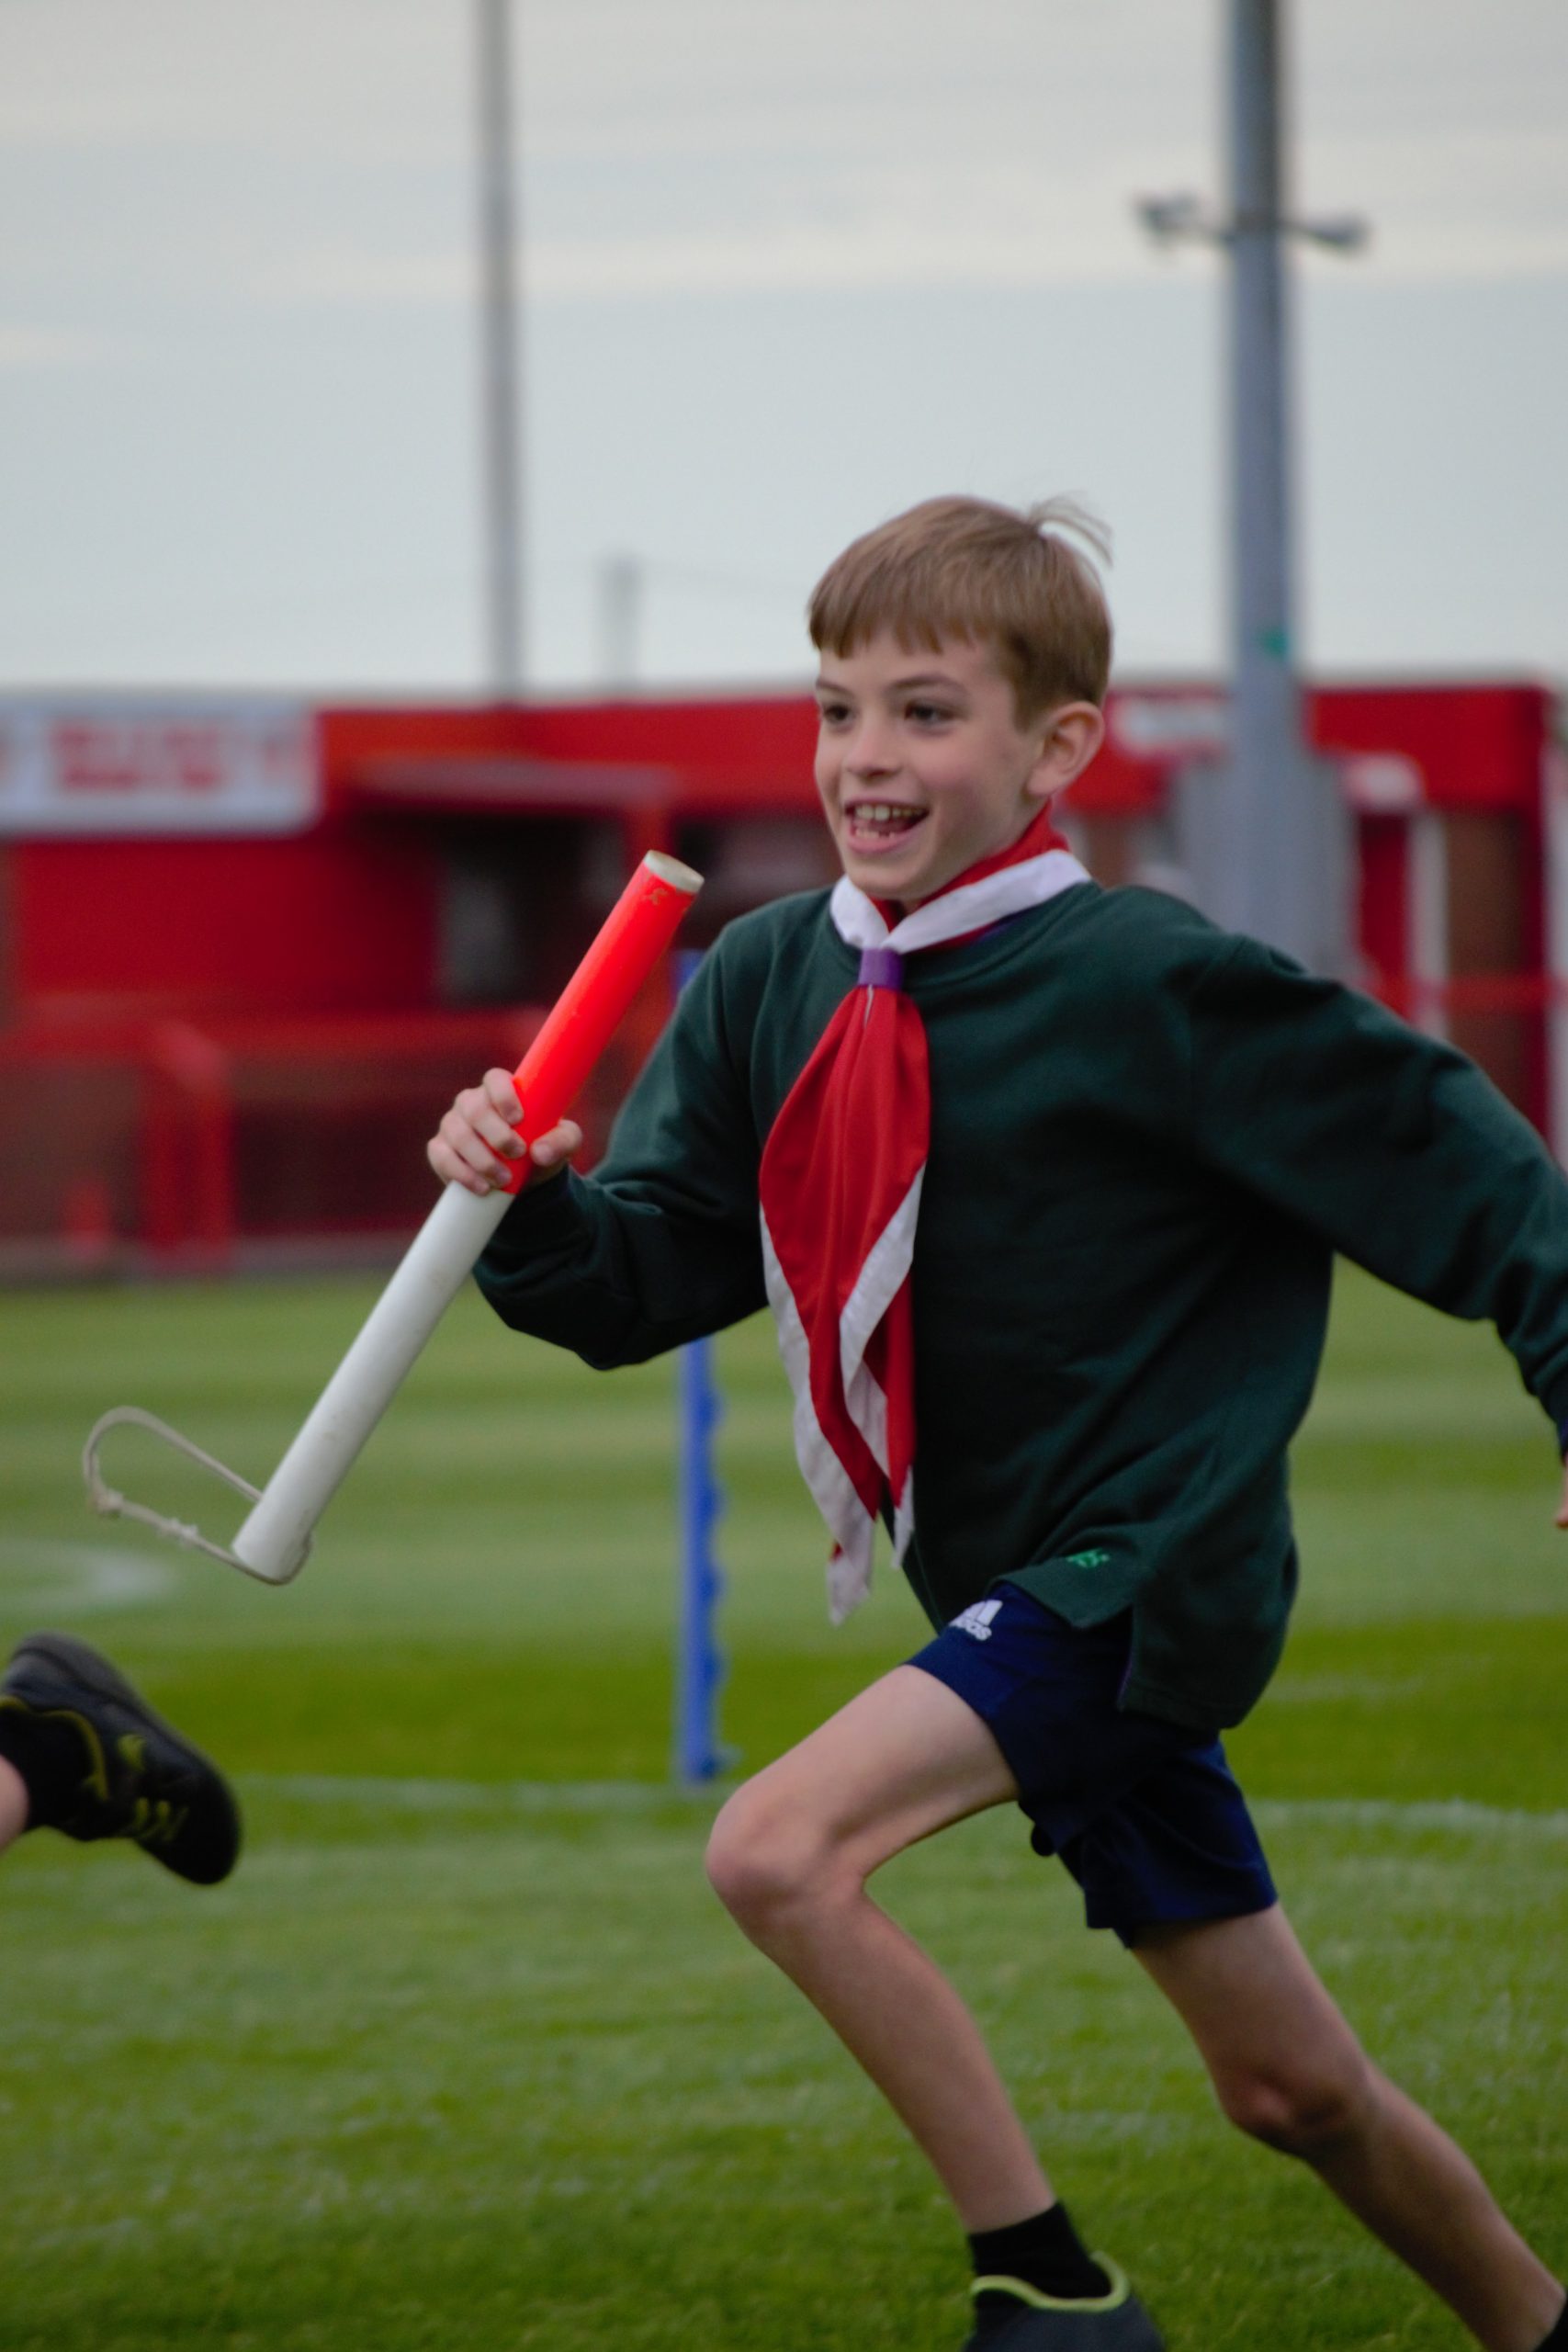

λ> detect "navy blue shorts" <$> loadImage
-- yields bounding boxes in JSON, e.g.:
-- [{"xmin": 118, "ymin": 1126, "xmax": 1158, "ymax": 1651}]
[{"xmin": 908, "ymin": 1588, "xmax": 1277, "ymax": 1948}]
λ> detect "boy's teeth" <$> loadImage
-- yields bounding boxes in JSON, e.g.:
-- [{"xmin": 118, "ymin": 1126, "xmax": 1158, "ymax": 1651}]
[{"xmin": 852, "ymin": 803, "xmax": 923, "ymax": 832}]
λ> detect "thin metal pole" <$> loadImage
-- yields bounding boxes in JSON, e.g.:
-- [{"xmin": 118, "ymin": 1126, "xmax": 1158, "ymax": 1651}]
[
  {"xmin": 1222, "ymin": 0, "xmax": 1347, "ymax": 971},
  {"xmin": 1225, "ymin": 0, "xmax": 1292, "ymax": 940},
  {"xmin": 476, "ymin": 0, "xmax": 523, "ymax": 694},
  {"xmin": 596, "ymin": 553, "xmax": 643, "ymax": 688}
]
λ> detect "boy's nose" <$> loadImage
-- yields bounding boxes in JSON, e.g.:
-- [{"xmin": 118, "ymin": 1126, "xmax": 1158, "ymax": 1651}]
[{"xmin": 846, "ymin": 721, "xmax": 897, "ymax": 776}]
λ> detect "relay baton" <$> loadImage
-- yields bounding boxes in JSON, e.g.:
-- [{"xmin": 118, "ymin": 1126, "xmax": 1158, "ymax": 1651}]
[{"xmin": 82, "ymin": 851, "xmax": 703, "ymax": 1586}]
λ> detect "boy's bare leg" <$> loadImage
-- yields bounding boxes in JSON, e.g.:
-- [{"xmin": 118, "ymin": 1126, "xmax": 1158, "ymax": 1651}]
[
  {"xmin": 705, "ymin": 1664, "xmax": 1055, "ymax": 2231},
  {"xmin": 0, "ymin": 1758, "xmax": 27, "ymax": 1849},
  {"xmin": 1135, "ymin": 1908, "xmax": 1565, "ymax": 2352}
]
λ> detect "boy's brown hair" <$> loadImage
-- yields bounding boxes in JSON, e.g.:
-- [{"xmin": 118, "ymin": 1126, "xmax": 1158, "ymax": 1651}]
[{"xmin": 807, "ymin": 494, "xmax": 1113, "ymax": 718}]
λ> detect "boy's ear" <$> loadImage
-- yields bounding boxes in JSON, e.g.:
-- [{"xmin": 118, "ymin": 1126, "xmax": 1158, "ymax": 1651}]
[{"xmin": 1025, "ymin": 701, "xmax": 1106, "ymax": 803}]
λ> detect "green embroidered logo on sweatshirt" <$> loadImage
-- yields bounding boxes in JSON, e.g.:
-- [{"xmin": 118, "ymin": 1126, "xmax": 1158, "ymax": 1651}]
[{"xmin": 1065, "ymin": 1548, "xmax": 1111, "ymax": 1570}]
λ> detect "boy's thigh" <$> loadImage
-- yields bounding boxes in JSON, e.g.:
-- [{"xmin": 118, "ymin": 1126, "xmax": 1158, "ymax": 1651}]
[
  {"xmin": 718, "ymin": 1664, "xmax": 1021, "ymax": 1880},
  {"xmin": 1133, "ymin": 1905, "xmax": 1368, "ymax": 2098}
]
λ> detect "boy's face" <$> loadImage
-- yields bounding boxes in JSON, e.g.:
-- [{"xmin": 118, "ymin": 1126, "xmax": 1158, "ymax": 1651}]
[{"xmin": 812, "ymin": 632, "xmax": 1099, "ymax": 908}]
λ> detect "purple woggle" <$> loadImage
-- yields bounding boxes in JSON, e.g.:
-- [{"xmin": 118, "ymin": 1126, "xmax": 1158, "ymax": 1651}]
[{"xmin": 857, "ymin": 944, "xmax": 905, "ymax": 991}]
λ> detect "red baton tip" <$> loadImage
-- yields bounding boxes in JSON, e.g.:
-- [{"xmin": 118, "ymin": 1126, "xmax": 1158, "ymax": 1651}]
[{"xmin": 502, "ymin": 851, "xmax": 702, "ymax": 1192}]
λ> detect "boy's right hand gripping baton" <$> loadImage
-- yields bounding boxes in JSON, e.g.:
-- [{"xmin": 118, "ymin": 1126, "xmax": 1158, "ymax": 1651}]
[{"xmin": 82, "ymin": 851, "xmax": 703, "ymax": 1586}]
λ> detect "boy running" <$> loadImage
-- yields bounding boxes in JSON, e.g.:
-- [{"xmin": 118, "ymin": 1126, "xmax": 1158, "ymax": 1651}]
[{"xmin": 429, "ymin": 496, "xmax": 1566, "ymax": 2351}]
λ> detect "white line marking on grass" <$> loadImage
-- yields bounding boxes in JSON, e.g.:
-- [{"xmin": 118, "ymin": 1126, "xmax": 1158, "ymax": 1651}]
[
  {"xmin": 0, "ymin": 1537, "xmax": 175, "ymax": 1612},
  {"xmin": 1265, "ymin": 1676, "xmax": 1429, "ymax": 1705},
  {"xmin": 1257, "ymin": 1798, "xmax": 1568, "ymax": 1840},
  {"xmin": 248, "ymin": 1774, "xmax": 725, "ymax": 1813},
  {"xmin": 246, "ymin": 1779, "xmax": 1568, "ymax": 1838}
]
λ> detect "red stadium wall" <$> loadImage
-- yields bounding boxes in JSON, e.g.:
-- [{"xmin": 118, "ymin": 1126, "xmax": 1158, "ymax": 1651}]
[
  {"xmin": 8, "ymin": 681, "xmax": 1556, "ymax": 1032},
  {"xmin": 6, "ymin": 831, "xmax": 438, "ymax": 1023},
  {"xmin": 1, "ymin": 674, "xmax": 1560, "ymax": 1271}
]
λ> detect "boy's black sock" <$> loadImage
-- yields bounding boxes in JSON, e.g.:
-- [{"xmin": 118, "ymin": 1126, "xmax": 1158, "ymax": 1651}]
[
  {"xmin": 1534, "ymin": 2300, "xmax": 1568, "ymax": 2351},
  {"xmin": 968, "ymin": 2202, "xmax": 1112, "ymax": 2303},
  {"xmin": 0, "ymin": 1705, "xmax": 89, "ymax": 1830}
]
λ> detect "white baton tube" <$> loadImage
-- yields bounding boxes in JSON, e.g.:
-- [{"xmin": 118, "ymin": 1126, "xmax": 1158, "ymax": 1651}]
[
  {"xmin": 229, "ymin": 1181, "xmax": 512, "ymax": 1580},
  {"xmin": 231, "ymin": 850, "xmax": 702, "ymax": 1583}
]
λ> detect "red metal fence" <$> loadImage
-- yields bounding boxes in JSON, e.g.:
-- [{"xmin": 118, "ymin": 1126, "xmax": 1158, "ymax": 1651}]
[{"xmin": 0, "ymin": 1007, "xmax": 642, "ymax": 1277}]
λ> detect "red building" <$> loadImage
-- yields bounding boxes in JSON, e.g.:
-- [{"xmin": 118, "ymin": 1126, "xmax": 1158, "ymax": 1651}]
[{"xmin": 0, "ymin": 678, "xmax": 1562, "ymax": 1270}]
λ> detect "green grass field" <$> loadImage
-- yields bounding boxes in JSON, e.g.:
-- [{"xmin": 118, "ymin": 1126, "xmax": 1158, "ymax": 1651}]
[{"xmin": 1, "ymin": 1263, "xmax": 1564, "ymax": 2349}]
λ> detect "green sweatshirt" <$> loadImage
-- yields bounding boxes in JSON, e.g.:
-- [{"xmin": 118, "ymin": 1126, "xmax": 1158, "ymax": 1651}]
[{"xmin": 477, "ymin": 881, "xmax": 1568, "ymax": 1732}]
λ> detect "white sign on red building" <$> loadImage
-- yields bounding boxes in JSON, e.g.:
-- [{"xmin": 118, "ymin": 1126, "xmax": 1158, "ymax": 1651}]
[{"xmin": 0, "ymin": 699, "xmax": 318, "ymax": 835}]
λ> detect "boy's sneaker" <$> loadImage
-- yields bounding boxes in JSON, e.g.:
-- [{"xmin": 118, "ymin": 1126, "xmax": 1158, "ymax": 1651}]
[
  {"xmin": 0, "ymin": 1632, "xmax": 240, "ymax": 1884},
  {"xmin": 963, "ymin": 2267, "xmax": 1166, "ymax": 2351}
]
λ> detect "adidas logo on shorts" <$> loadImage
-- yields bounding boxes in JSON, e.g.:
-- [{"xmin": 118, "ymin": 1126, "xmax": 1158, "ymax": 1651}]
[{"xmin": 951, "ymin": 1599, "xmax": 1003, "ymax": 1642}]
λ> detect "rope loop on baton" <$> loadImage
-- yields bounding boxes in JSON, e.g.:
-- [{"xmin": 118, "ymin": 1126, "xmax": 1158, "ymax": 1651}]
[{"xmin": 81, "ymin": 1406, "xmax": 311, "ymax": 1584}]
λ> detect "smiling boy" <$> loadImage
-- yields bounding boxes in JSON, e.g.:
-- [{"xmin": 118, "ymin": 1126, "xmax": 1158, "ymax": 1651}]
[
  {"xmin": 432, "ymin": 497, "xmax": 1567, "ymax": 2350},
  {"xmin": 813, "ymin": 631, "xmax": 1101, "ymax": 902}
]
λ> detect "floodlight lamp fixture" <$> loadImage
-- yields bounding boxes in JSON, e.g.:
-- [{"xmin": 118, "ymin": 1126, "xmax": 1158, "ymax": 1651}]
[
  {"xmin": 1135, "ymin": 192, "xmax": 1216, "ymax": 246},
  {"xmin": 1134, "ymin": 190, "xmax": 1369, "ymax": 257},
  {"xmin": 1297, "ymin": 212, "xmax": 1371, "ymax": 254}
]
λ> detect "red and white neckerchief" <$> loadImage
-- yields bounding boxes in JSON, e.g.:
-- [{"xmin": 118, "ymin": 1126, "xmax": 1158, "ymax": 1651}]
[{"xmin": 757, "ymin": 812, "xmax": 1091, "ymax": 1621}]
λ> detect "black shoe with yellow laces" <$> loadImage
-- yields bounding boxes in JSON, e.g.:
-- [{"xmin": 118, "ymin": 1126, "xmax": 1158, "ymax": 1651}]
[{"xmin": 0, "ymin": 1632, "xmax": 240, "ymax": 1884}]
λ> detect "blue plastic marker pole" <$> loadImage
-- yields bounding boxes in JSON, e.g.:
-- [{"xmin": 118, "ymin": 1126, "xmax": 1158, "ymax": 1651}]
[
  {"xmin": 672, "ymin": 948, "xmax": 732, "ymax": 1785},
  {"xmin": 675, "ymin": 1331, "xmax": 729, "ymax": 1784}
]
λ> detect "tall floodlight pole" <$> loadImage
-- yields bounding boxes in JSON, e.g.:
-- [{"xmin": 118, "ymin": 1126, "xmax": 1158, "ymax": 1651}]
[
  {"xmin": 1229, "ymin": 0, "xmax": 1299, "ymax": 951},
  {"xmin": 477, "ymin": 0, "xmax": 523, "ymax": 694},
  {"xmin": 1137, "ymin": 0, "xmax": 1365, "ymax": 973}
]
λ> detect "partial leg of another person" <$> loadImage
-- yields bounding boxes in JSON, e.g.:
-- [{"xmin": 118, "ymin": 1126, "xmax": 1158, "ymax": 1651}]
[
  {"xmin": 0, "ymin": 1753, "xmax": 27, "ymax": 1853},
  {"xmin": 1136, "ymin": 1905, "xmax": 1566, "ymax": 2352},
  {"xmin": 705, "ymin": 1659, "xmax": 1163, "ymax": 2346},
  {"xmin": 0, "ymin": 1630, "xmax": 240, "ymax": 1883}
]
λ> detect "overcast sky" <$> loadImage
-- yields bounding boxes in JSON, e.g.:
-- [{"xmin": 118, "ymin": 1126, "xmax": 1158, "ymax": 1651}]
[{"xmin": 1, "ymin": 0, "xmax": 1564, "ymax": 695}]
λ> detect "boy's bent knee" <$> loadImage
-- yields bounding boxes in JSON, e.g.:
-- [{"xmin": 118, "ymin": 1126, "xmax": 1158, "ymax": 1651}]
[
  {"xmin": 705, "ymin": 1785, "xmax": 853, "ymax": 1934},
  {"xmin": 1215, "ymin": 2049, "xmax": 1375, "ymax": 2159}
]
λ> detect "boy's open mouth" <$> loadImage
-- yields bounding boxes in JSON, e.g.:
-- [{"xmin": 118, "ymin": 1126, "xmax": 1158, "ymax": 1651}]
[{"xmin": 845, "ymin": 800, "xmax": 927, "ymax": 843}]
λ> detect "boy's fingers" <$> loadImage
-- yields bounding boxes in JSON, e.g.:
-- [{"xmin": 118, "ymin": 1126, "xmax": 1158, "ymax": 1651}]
[
  {"xmin": 426, "ymin": 1119, "xmax": 471, "ymax": 1192},
  {"xmin": 451, "ymin": 1100, "xmax": 513, "ymax": 1164},
  {"xmin": 471, "ymin": 1071, "xmax": 525, "ymax": 1157},
  {"xmin": 432, "ymin": 1087, "xmax": 519, "ymax": 1193},
  {"xmin": 427, "ymin": 1135, "xmax": 493, "ymax": 1194},
  {"xmin": 482, "ymin": 1068, "xmax": 525, "ymax": 1127},
  {"xmin": 426, "ymin": 1079, "xmax": 579, "ymax": 1195},
  {"xmin": 529, "ymin": 1119, "xmax": 583, "ymax": 1177}
]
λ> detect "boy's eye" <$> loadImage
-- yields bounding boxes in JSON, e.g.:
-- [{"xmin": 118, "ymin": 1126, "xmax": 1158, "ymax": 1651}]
[
  {"xmin": 907, "ymin": 701, "xmax": 954, "ymax": 726},
  {"xmin": 817, "ymin": 702, "xmax": 852, "ymax": 727}
]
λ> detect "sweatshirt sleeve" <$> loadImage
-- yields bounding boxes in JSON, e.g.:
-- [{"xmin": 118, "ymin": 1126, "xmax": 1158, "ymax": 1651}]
[
  {"xmin": 472, "ymin": 943, "xmax": 768, "ymax": 1368},
  {"xmin": 1187, "ymin": 934, "xmax": 1568, "ymax": 1437}
]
